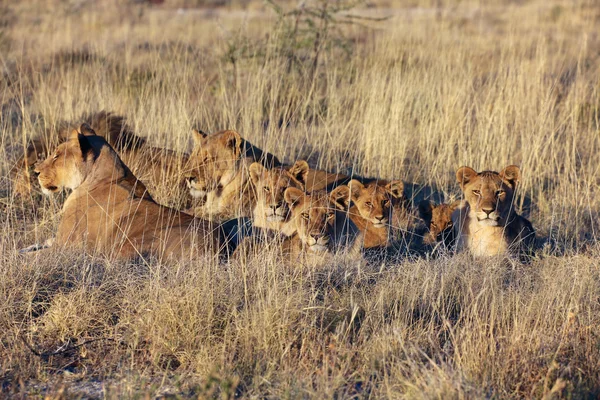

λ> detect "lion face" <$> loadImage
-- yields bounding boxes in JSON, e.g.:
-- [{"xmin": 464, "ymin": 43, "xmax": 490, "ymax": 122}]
[
  {"xmin": 284, "ymin": 188, "xmax": 338, "ymax": 253},
  {"xmin": 185, "ymin": 167, "xmax": 215, "ymax": 200},
  {"xmin": 418, "ymin": 200, "xmax": 459, "ymax": 244},
  {"xmin": 34, "ymin": 129, "xmax": 88, "ymax": 195},
  {"xmin": 456, "ymin": 165, "xmax": 520, "ymax": 226},
  {"xmin": 249, "ymin": 161, "xmax": 308, "ymax": 223},
  {"xmin": 186, "ymin": 129, "xmax": 243, "ymax": 198},
  {"xmin": 346, "ymin": 180, "xmax": 403, "ymax": 228}
]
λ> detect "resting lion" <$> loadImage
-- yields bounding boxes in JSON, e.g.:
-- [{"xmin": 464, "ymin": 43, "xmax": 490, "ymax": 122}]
[
  {"xmin": 185, "ymin": 129, "xmax": 349, "ymax": 221},
  {"xmin": 185, "ymin": 129, "xmax": 281, "ymax": 219},
  {"xmin": 452, "ymin": 165, "xmax": 535, "ymax": 257},
  {"xmin": 248, "ymin": 160, "xmax": 309, "ymax": 232},
  {"xmin": 278, "ymin": 187, "xmax": 362, "ymax": 257},
  {"xmin": 418, "ymin": 199, "xmax": 462, "ymax": 247},
  {"xmin": 30, "ymin": 124, "xmax": 222, "ymax": 260},
  {"xmin": 329, "ymin": 179, "xmax": 404, "ymax": 249},
  {"xmin": 10, "ymin": 111, "xmax": 189, "ymax": 208}
]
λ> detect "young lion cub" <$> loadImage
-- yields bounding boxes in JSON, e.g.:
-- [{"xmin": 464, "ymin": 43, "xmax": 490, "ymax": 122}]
[
  {"xmin": 31, "ymin": 124, "xmax": 223, "ymax": 260},
  {"xmin": 452, "ymin": 165, "xmax": 535, "ymax": 257},
  {"xmin": 248, "ymin": 160, "xmax": 309, "ymax": 232},
  {"xmin": 280, "ymin": 187, "xmax": 360, "ymax": 257},
  {"xmin": 329, "ymin": 179, "xmax": 404, "ymax": 249},
  {"xmin": 418, "ymin": 199, "xmax": 462, "ymax": 247}
]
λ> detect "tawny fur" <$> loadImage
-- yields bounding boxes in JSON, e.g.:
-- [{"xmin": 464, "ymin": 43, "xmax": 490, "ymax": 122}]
[
  {"xmin": 452, "ymin": 166, "xmax": 535, "ymax": 257},
  {"xmin": 32, "ymin": 125, "xmax": 222, "ymax": 260},
  {"xmin": 11, "ymin": 111, "xmax": 189, "ymax": 207},
  {"xmin": 330, "ymin": 179, "xmax": 404, "ymax": 249}
]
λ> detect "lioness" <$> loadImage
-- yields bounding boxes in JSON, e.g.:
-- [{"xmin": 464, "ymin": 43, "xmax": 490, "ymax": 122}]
[
  {"xmin": 31, "ymin": 124, "xmax": 222, "ymax": 260},
  {"xmin": 452, "ymin": 165, "xmax": 535, "ymax": 257},
  {"xmin": 11, "ymin": 111, "xmax": 189, "ymax": 208},
  {"xmin": 185, "ymin": 129, "xmax": 281, "ymax": 220},
  {"xmin": 185, "ymin": 129, "xmax": 349, "ymax": 220},
  {"xmin": 418, "ymin": 200, "xmax": 462, "ymax": 246},
  {"xmin": 329, "ymin": 179, "xmax": 404, "ymax": 249}
]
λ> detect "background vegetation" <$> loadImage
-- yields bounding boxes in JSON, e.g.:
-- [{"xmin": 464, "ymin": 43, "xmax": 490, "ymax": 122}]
[{"xmin": 1, "ymin": 0, "xmax": 599, "ymax": 397}]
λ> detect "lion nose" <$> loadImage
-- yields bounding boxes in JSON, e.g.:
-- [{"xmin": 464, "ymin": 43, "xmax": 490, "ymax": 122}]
[
  {"xmin": 374, "ymin": 215, "xmax": 384, "ymax": 222},
  {"xmin": 310, "ymin": 231, "xmax": 325, "ymax": 241},
  {"xmin": 482, "ymin": 206, "xmax": 495, "ymax": 216}
]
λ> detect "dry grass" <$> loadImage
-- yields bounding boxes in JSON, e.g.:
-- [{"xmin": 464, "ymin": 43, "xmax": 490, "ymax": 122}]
[{"xmin": 1, "ymin": 0, "xmax": 600, "ymax": 398}]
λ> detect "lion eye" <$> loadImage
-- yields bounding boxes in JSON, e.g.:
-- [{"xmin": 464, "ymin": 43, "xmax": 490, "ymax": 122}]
[
  {"xmin": 365, "ymin": 202, "xmax": 373, "ymax": 207},
  {"xmin": 263, "ymin": 186, "xmax": 270, "ymax": 193},
  {"xmin": 472, "ymin": 189, "xmax": 481, "ymax": 195},
  {"xmin": 52, "ymin": 153, "xmax": 59, "ymax": 160},
  {"xmin": 301, "ymin": 212, "xmax": 310, "ymax": 220}
]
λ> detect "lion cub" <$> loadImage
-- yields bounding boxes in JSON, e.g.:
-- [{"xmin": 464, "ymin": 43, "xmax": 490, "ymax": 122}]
[
  {"xmin": 185, "ymin": 130, "xmax": 349, "ymax": 221},
  {"xmin": 452, "ymin": 165, "xmax": 535, "ymax": 257},
  {"xmin": 329, "ymin": 179, "xmax": 404, "ymax": 249},
  {"xmin": 31, "ymin": 124, "xmax": 223, "ymax": 260},
  {"xmin": 248, "ymin": 160, "xmax": 309, "ymax": 232},
  {"xmin": 280, "ymin": 187, "xmax": 361, "ymax": 257},
  {"xmin": 418, "ymin": 199, "xmax": 462, "ymax": 247}
]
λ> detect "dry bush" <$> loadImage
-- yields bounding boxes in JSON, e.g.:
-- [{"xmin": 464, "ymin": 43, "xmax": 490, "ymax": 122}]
[{"xmin": 1, "ymin": 0, "xmax": 600, "ymax": 397}]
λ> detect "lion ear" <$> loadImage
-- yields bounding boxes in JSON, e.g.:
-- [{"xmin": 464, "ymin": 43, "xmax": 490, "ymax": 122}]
[
  {"xmin": 249, "ymin": 162, "xmax": 265, "ymax": 187},
  {"xmin": 499, "ymin": 165, "xmax": 520, "ymax": 188},
  {"xmin": 449, "ymin": 199, "xmax": 462, "ymax": 213},
  {"xmin": 284, "ymin": 187, "xmax": 304, "ymax": 207},
  {"xmin": 348, "ymin": 180, "xmax": 364, "ymax": 201},
  {"xmin": 456, "ymin": 166, "xmax": 478, "ymax": 188},
  {"xmin": 222, "ymin": 130, "xmax": 242, "ymax": 157},
  {"xmin": 69, "ymin": 128, "xmax": 80, "ymax": 140},
  {"xmin": 79, "ymin": 123, "xmax": 96, "ymax": 136},
  {"xmin": 418, "ymin": 200, "xmax": 433, "ymax": 222},
  {"xmin": 288, "ymin": 160, "xmax": 309, "ymax": 187},
  {"xmin": 330, "ymin": 186, "xmax": 352, "ymax": 211},
  {"xmin": 386, "ymin": 180, "xmax": 404, "ymax": 199},
  {"xmin": 192, "ymin": 128, "xmax": 207, "ymax": 146}
]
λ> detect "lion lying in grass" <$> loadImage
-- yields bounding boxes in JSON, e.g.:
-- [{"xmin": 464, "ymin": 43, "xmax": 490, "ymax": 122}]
[
  {"xmin": 28, "ymin": 124, "xmax": 223, "ymax": 260},
  {"xmin": 185, "ymin": 129, "xmax": 349, "ymax": 221},
  {"xmin": 11, "ymin": 111, "xmax": 189, "ymax": 208},
  {"xmin": 453, "ymin": 165, "xmax": 535, "ymax": 258},
  {"xmin": 329, "ymin": 179, "xmax": 404, "ymax": 249}
]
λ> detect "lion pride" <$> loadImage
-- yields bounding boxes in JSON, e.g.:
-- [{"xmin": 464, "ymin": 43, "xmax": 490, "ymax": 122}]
[
  {"xmin": 31, "ymin": 124, "xmax": 223, "ymax": 260},
  {"xmin": 452, "ymin": 165, "xmax": 535, "ymax": 257},
  {"xmin": 185, "ymin": 129, "xmax": 349, "ymax": 221}
]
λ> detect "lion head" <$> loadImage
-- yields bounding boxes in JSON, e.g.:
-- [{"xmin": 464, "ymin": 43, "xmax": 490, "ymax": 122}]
[
  {"xmin": 456, "ymin": 165, "xmax": 520, "ymax": 226},
  {"xmin": 330, "ymin": 179, "xmax": 404, "ymax": 228},
  {"xmin": 185, "ymin": 129, "xmax": 243, "ymax": 198},
  {"xmin": 249, "ymin": 160, "xmax": 309, "ymax": 224},
  {"xmin": 33, "ymin": 124, "xmax": 100, "ymax": 195},
  {"xmin": 283, "ymin": 187, "xmax": 340, "ymax": 253},
  {"xmin": 418, "ymin": 200, "xmax": 460, "ymax": 245}
]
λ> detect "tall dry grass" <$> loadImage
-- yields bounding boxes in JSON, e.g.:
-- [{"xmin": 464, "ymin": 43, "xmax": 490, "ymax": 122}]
[{"xmin": 1, "ymin": 0, "xmax": 600, "ymax": 397}]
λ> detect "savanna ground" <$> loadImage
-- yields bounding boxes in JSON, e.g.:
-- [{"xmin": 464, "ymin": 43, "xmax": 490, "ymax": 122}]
[{"xmin": 1, "ymin": 0, "xmax": 600, "ymax": 398}]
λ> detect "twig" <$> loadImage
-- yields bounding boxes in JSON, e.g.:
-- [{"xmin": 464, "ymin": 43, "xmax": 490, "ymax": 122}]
[{"xmin": 20, "ymin": 335, "xmax": 115, "ymax": 360}]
